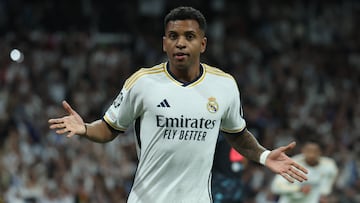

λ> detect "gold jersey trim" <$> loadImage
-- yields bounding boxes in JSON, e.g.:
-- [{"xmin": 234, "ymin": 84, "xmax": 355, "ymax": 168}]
[
  {"xmin": 220, "ymin": 126, "xmax": 246, "ymax": 134},
  {"xmin": 203, "ymin": 64, "xmax": 234, "ymax": 80},
  {"xmin": 124, "ymin": 64, "xmax": 165, "ymax": 90},
  {"xmin": 124, "ymin": 63, "xmax": 234, "ymax": 90},
  {"xmin": 163, "ymin": 63, "xmax": 184, "ymax": 86},
  {"xmin": 163, "ymin": 62, "xmax": 207, "ymax": 87},
  {"xmin": 188, "ymin": 65, "xmax": 206, "ymax": 87},
  {"xmin": 103, "ymin": 114, "xmax": 127, "ymax": 131}
]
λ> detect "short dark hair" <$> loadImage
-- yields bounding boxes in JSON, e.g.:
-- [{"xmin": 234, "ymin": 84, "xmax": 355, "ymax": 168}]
[{"xmin": 164, "ymin": 6, "xmax": 207, "ymax": 34}]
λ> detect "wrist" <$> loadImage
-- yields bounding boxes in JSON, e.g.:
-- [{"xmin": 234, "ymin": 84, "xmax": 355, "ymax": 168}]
[
  {"xmin": 259, "ymin": 150, "xmax": 271, "ymax": 165},
  {"xmin": 81, "ymin": 123, "xmax": 88, "ymax": 136}
]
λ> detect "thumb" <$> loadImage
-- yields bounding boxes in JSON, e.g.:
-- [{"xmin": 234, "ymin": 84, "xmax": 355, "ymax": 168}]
[
  {"xmin": 282, "ymin": 141, "xmax": 296, "ymax": 153},
  {"xmin": 62, "ymin": 100, "xmax": 74, "ymax": 115}
]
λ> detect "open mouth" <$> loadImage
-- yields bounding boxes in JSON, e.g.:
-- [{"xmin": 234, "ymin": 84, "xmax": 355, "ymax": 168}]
[{"xmin": 174, "ymin": 52, "xmax": 189, "ymax": 60}]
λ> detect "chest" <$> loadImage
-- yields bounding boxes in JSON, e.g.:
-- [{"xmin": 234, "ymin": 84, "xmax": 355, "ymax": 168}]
[
  {"xmin": 139, "ymin": 81, "xmax": 230, "ymax": 121},
  {"xmin": 305, "ymin": 165, "xmax": 329, "ymax": 185}
]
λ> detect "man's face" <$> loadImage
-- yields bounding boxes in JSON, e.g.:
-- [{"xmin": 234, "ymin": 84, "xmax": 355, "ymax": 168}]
[
  {"xmin": 163, "ymin": 19, "xmax": 207, "ymax": 70},
  {"xmin": 302, "ymin": 143, "xmax": 321, "ymax": 166}
]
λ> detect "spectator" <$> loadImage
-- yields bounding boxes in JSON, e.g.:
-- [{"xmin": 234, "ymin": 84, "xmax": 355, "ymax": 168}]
[
  {"xmin": 271, "ymin": 138, "xmax": 338, "ymax": 203},
  {"xmin": 0, "ymin": 0, "xmax": 359, "ymax": 201}
]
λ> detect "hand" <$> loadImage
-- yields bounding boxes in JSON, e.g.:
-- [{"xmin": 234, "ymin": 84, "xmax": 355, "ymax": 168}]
[
  {"xmin": 48, "ymin": 100, "xmax": 86, "ymax": 138},
  {"xmin": 319, "ymin": 195, "xmax": 329, "ymax": 203},
  {"xmin": 265, "ymin": 142, "xmax": 308, "ymax": 183},
  {"xmin": 300, "ymin": 185, "xmax": 312, "ymax": 194}
]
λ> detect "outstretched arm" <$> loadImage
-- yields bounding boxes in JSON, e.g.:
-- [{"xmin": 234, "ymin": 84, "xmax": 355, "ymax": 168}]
[
  {"xmin": 223, "ymin": 129, "xmax": 308, "ymax": 183},
  {"xmin": 48, "ymin": 100, "xmax": 119, "ymax": 143}
]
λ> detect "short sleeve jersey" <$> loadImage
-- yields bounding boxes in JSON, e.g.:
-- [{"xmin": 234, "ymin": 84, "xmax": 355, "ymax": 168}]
[{"xmin": 104, "ymin": 63, "xmax": 246, "ymax": 203}]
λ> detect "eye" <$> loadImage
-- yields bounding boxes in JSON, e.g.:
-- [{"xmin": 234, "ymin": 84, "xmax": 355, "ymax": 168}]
[
  {"xmin": 168, "ymin": 33, "xmax": 177, "ymax": 40},
  {"xmin": 186, "ymin": 34, "xmax": 195, "ymax": 40}
]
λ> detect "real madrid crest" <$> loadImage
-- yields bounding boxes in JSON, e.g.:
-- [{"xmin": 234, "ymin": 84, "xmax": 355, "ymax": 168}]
[{"xmin": 207, "ymin": 97, "xmax": 219, "ymax": 113}]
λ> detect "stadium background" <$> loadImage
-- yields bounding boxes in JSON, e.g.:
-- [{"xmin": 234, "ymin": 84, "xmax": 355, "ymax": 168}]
[{"xmin": 0, "ymin": 0, "xmax": 359, "ymax": 202}]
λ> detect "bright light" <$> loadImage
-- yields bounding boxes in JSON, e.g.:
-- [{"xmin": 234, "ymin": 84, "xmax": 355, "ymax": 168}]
[{"xmin": 10, "ymin": 49, "xmax": 24, "ymax": 63}]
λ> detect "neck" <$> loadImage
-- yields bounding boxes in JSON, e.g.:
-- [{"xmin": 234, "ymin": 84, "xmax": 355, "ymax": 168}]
[{"xmin": 168, "ymin": 63, "xmax": 201, "ymax": 83}]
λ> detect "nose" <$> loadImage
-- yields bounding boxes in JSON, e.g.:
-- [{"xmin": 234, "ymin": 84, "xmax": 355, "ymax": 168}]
[{"xmin": 176, "ymin": 36, "xmax": 186, "ymax": 49}]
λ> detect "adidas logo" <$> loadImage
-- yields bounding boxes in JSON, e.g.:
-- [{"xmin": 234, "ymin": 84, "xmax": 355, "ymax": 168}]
[{"xmin": 157, "ymin": 99, "xmax": 170, "ymax": 107}]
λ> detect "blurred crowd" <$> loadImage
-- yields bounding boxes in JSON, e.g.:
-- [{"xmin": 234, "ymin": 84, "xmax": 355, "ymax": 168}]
[{"xmin": 0, "ymin": 0, "xmax": 359, "ymax": 202}]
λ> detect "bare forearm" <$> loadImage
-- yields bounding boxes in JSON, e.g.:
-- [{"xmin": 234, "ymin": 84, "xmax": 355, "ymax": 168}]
[
  {"xmin": 81, "ymin": 120, "xmax": 118, "ymax": 143},
  {"xmin": 223, "ymin": 129, "xmax": 266, "ymax": 163}
]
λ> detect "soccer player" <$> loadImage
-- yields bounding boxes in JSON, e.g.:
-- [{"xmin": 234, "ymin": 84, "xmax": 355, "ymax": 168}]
[
  {"xmin": 49, "ymin": 6, "xmax": 307, "ymax": 203},
  {"xmin": 271, "ymin": 138, "xmax": 338, "ymax": 203}
]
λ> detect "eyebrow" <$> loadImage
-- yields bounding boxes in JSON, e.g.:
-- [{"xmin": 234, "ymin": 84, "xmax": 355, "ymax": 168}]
[
  {"xmin": 184, "ymin": 31, "xmax": 197, "ymax": 35},
  {"xmin": 166, "ymin": 30, "xmax": 198, "ymax": 36}
]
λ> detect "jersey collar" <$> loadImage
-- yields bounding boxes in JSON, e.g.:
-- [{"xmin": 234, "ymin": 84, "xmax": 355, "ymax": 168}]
[{"xmin": 164, "ymin": 62, "xmax": 205, "ymax": 87}]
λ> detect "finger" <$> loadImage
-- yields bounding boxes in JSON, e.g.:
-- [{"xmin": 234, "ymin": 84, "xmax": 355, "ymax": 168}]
[
  {"xmin": 62, "ymin": 100, "xmax": 74, "ymax": 115},
  {"xmin": 289, "ymin": 167, "xmax": 307, "ymax": 182},
  {"xmin": 284, "ymin": 141, "xmax": 296, "ymax": 151},
  {"xmin": 66, "ymin": 131, "xmax": 76, "ymax": 138},
  {"xmin": 48, "ymin": 118, "xmax": 63, "ymax": 124},
  {"xmin": 292, "ymin": 161, "xmax": 308, "ymax": 175},
  {"xmin": 56, "ymin": 128, "xmax": 70, "ymax": 135},
  {"xmin": 49, "ymin": 123, "xmax": 65, "ymax": 130},
  {"xmin": 281, "ymin": 172, "xmax": 294, "ymax": 183},
  {"xmin": 288, "ymin": 141, "xmax": 296, "ymax": 149},
  {"xmin": 277, "ymin": 141, "xmax": 296, "ymax": 154}
]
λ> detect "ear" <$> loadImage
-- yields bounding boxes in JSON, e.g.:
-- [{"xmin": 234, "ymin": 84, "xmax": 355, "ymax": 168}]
[
  {"xmin": 162, "ymin": 36, "xmax": 167, "ymax": 52},
  {"xmin": 200, "ymin": 37, "xmax": 207, "ymax": 53}
]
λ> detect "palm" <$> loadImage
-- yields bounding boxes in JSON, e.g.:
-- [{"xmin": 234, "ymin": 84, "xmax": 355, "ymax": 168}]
[
  {"xmin": 266, "ymin": 142, "xmax": 308, "ymax": 183},
  {"xmin": 48, "ymin": 101, "xmax": 86, "ymax": 137}
]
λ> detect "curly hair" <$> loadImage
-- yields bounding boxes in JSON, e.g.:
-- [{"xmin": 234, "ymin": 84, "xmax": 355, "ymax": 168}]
[{"xmin": 164, "ymin": 6, "xmax": 207, "ymax": 34}]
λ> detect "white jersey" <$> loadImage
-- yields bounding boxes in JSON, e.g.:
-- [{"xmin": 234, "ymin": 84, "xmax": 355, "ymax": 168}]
[
  {"xmin": 271, "ymin": 154, "xmax": 338, "ymax": 203},
  {"xmin": 104, "ymin": 62, "xmax": 246, "ymax": 203}
]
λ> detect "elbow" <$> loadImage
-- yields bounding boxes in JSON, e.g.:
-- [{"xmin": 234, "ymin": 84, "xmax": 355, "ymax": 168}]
[{"xmin": 98, "ymin": 133, "xmax": 119, "ymax": 143}]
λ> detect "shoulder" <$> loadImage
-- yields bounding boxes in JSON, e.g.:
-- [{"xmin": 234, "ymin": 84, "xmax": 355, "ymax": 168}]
[
  {"xmin": 320, "ymin": 157, "xmax": 338, "ymax": 169},
  {"xmin": 202, "ymin": 63, "xmax": 238, "ymax": 89},
  {"xmin": 202, "ymin": 63, "xmax": 234, "ymax": 80},
  {"xmin": 124, "ymin": 63, "xmax": 165, "ymax": 90},
  {"xmin": 291, "ymin": 154, "xmax": 305, "ymax": 162}
]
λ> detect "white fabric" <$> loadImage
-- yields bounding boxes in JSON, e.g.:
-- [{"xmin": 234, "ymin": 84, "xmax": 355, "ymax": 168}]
[
  {"xmin": 271, "ymin": 154, "xmax": 338, "ymax": 203},
  {"xmin": 259, "ymin": 150, "xmax": 271, "ymax": 165},
  {"xmin": 104, "ymin": 62, "xmax": 246, "ymax": 203}
]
